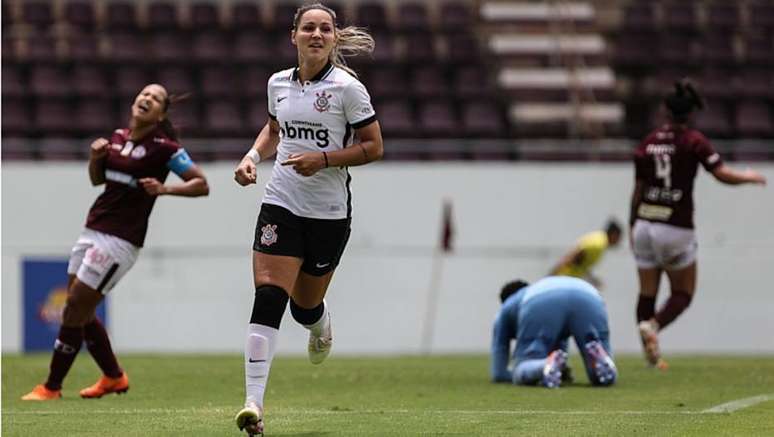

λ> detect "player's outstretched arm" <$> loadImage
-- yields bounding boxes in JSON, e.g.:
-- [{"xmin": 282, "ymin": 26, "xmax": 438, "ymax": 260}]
[
  {"xmin": 139, "ymin": 166, "xmax": 209, "ymax": 197},
  {"xmin": 235, "ymin": 120, "xmax": 281, "ymax": 186},
  {"xmin": 711, "ymin": 165, "xmax": 767, "ymax": 186}
]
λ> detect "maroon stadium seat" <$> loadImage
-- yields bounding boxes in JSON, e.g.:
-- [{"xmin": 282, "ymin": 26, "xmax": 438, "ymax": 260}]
[
  {"xmin": 402, "ymin": 33, "xmax": 436, "ymax": 64},
  {"xmin": 743, "ymin": 35, "xmax": 774, "ymax": 67},
  {"xmin": 24, "ymin": 34, "xmax": 58, "ymax": 62},
  {"xmin": 735, "ymin": 101, "xmax": 774, "ymax": 138},
  {"xmin": 663, "ymin": 3, "xmax": 698, "ymax": 34},
  {"xmin": 453, "ymin": 66, "xmax": 495, "ymax": 98},
  {"xmin": 192, "ymin": 32, "xmax": 231, "ymax": 63},
  {"xmin": 622, "ymin": 3, "xmax": 656, "ymax": 32},
  {"xmin": 397, "ymin": 3, "xmax": 430, "ymax": 33},
  {"xmin": 374, "ymin": 100, "xmax": 415, "ymax": 138},
  {"xmin": 749, "ymin": 2, "xmax": 774, "ymax": 30},
  {"xmin": 701, "ymin": 34, "xmax": 738, "ymax": 66},
  {"xmin": 234, "ymin": 32, "xmax": 274, "ymax": 64},
  {"xmin": 368, "ymin": 68, "xmax": 406, "ymax": 99},
  {"xmin": 694, "ymin": 105, "xmax": 733, "ymax": 138},
  {"xmin": 733, "ymin": 70, "xmax": 774, "ymax": 100},
  {"xmin": 2, "ymin": 66, "xmax": 26, "ymax": 98},
  {"xmin": 613, "ymin": 34, "xmax": 659, "ymax": 71},
  {"xmin": 74, "ymin": 100, "xmax": 117, "ymax": 135},
  {"xmin": 418, "ymin": 101, "xmax": 459, "ymax": 137},
  {"xmin": 155, "ymin": 67, "xmax": 196, "ymax": 96},
  {"xmin": 147, "ymin": 2, "xmax": 179, "ymax": 29},
  {"xmin": 200, "ymin": 67, "xmax": 240, "ymax": 98},
  {"xmin": 273, "ymin": 36, "xmax": 299, "ymax": 65},
  {"xmin": 242, "ymin": 67, "xmax": 271, "ymax": 97},
  {"xmin": 232, "ymin": 2, "xmax": 263, "ymax": 30},
  {"xmin": 22, "ymin": 2, "xmax": 54, "ymax": 29},
  {"xmin": 104, "ymin": 33, "xmax": 147, "ymax": 63},
  {"xmin": 356, "ymin": 3, "xmax": 388, "ymax": 32},
  {"xmin": 410, "ymin": 66, "xmax": 450, "ymax": 98},
  {"xmin": 29, "ymin": 66, "xmax": 71, "ymax": 98},
  {"xmin": 439, "ymin": 2, "xmax": 473, "ymax": 32},
  {"xmin": 444, "ymin": 34, "xmax": 481, "ymax": 65},
  {"xmin": 706, "ymin": 4, "xmax": 740, "ymax": 31},
  {"xmin": 190, "ymin": 2, "xmax": 221, "ymax": 29},
  {"xmin": 2, "ymin": 99, "xmax": 32, "ymax": 136},
  {"xmin": 204, "ymin": 100, "xmax": 247, "ymax": 136},
  {"xmin": 462, "ymin": 101, "xmax": 506, "ymax": 137},
  {"xmin": 273, "ymin": 3, "xmax": 298, "ymax": 32},
  {"xmin": 696, "ymin": 69, "xmax": 736, "ymax": 101},
  {"xmin": 65, "ymin": 34, "xmax": 100, "ymax": 62},
  {"xmin": 150, "ymin": 33, "xmax": 191, "ymax": 63},
  {"xmin": 659, "ymin": 35, "xmax": 702, "ymax": 67},
  {"xmin": 106, "ymin": 2, "xmax": 139, "ymax": 30},
  {"xmin": 71, "ymin": 66, "xmax": 110, "ymax": 98},
  {"xmin": 35, "ymin": 101, "xmax": 75, "ymax": 135},
  {"xmin": 64, "ymin": 1, "xmax": 96, "ymax": 31},
  {"xmin": 114, "ymin": 67, "xmax": 151, "ymax": 97},
  {"xmin": 246, "ymin": 99, "xmax": 270, "ymax": 132}
]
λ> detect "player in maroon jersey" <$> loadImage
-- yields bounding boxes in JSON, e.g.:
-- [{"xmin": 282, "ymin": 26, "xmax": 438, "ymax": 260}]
[
  {"xmin": 22, "ymin": 84, "xmax": 209, "ymax": 401},
  {"xmin": 630, "ymin": 81, "xmax": 766, "ymax": 368}
]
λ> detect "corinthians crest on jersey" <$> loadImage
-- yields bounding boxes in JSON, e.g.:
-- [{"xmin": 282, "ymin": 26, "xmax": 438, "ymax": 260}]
[{"xmin": 262, "ymin": 62, "xmax": 378, "ymax": 221}]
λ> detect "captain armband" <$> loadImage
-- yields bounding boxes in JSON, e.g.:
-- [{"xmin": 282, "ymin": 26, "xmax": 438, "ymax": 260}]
[{"xmin": 167, "ymin": 148, "xmax": 195, "ymax": 176}]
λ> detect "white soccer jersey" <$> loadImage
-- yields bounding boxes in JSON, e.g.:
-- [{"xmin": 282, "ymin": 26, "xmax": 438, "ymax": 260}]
[{"xmin": 262, "ymin": 63, "xmax": 377, "ymax": 219}]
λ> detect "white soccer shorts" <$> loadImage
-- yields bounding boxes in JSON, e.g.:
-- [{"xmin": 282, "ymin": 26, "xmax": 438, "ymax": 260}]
[
  {"xmin": 67, "ymin": 228, "xmax": 140, "ymax": 294},
  {"xmin": 631, "ymin": 219, "xmax": 697, "ymax": 270}
]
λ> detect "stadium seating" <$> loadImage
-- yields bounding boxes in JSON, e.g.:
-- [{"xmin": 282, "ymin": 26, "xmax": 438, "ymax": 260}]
[{"xmin": 2, "ymin": 0, "xmax": 772, "ymax": 161}]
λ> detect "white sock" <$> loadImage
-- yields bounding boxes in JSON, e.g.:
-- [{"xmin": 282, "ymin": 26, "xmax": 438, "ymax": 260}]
[
  {"xmin": 244, "ymin": 323, "xmax": 278, "ymax": 408},
  {"xmin": 303, "ymin": 301, "xmax": 329, "ymax": 337}
]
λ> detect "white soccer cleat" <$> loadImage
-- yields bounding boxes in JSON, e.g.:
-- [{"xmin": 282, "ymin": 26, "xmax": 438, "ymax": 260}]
[
  {"xmin": 308, "ymin": 311, "xmax": 332, "ymax": 365},
  {"xmin": 542, "ymin": 349, "xmax": 568, "ymax": 388},
  {"xmin": 638, "ymin": 320, "xmax": 663, "ymax": 367},
  {"xmin": 235, "ymin": 403, "xmax": 264, "ymax": 436}
]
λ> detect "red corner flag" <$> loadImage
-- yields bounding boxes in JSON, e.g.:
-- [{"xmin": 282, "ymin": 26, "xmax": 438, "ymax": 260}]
[{"xmin": 440, "ymin": 199, "xmax": 454, "ymax": 253}]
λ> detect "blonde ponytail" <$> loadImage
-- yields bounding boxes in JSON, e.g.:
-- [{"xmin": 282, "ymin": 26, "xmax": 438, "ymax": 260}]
[{"xmin": 293, "ymin": 3, "xmax": 375, "ymax": 77}]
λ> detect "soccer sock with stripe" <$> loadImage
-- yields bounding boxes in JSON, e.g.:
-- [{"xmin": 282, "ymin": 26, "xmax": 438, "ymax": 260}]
[
  {"xmin": 83, "ymin": 317, "xmax": 123, "ymax": 378},
  {"xmin": 45, "ymin": 326, "xmax": 84, "ymax": 391}
]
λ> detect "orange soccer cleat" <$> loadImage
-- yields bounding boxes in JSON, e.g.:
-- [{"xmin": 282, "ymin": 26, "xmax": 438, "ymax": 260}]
[
  {"xmin": 21, "ymin": 384, "xmax": 62, "ymax": 401},
  {"xmin": 79, "ymin": 373, "xmax": 129, "ymax": 399}
]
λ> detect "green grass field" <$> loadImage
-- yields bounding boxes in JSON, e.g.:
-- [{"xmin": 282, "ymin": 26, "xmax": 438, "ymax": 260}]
[{"xmin": 3, "ymin": 354, "xmax": 774, "ymax": 436}]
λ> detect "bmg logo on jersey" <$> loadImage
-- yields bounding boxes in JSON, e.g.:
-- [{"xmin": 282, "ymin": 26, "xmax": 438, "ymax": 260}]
[{"xmin": 281, "ymin": 120, "xmax": 330, "ymax": 148}]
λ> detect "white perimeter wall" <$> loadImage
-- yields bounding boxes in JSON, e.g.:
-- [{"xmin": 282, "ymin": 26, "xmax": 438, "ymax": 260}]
[{"xmin": 3, "ymin": 162, "xmax": 773, "ymax": 355}]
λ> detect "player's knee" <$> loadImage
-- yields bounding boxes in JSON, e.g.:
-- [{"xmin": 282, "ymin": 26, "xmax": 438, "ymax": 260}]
[
  {"xmin": 250, "ymin": 284, "xmax": 289, "ymax": 329},
  {"xmin": 289, "ymin": 298, "xmax": 324, "ymax": 325}
]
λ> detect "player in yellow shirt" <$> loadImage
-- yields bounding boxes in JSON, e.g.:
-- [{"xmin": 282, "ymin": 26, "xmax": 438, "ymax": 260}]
[{"xmin": 549, "ymin": 220, "xmax": 622, "ymax": 288}]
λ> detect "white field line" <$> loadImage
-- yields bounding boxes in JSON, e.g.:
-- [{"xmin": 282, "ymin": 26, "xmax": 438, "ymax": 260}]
[
  {"xmin": 702, "ymin": 394, "xmax": 774, "ymax": 413},
  {"xmin": 2, "ymin": 407, "xmax": 754, "ymax": 416}
]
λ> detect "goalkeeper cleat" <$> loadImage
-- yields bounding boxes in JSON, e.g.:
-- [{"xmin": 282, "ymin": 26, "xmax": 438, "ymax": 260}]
[
  {"xmin": 584, "ymin": 341, "xmax": 617, "ymax": 386},
  {"xmin": 21, "ymin": 384, "xmax": 61, "ymax": 401},
  {"xmin": 235, "ymin": 403, "xmax": 264, "ymax": 436},
  {"xmin": 638, "ymin": 320, "xmax": 662, "ymax": 367},
  {"xmin": 308, "ymin": 311, "xmax": 332, "ymax": 365},
  {"xmin": 542, "ymin": 349, "xmax": 568, "ymax": 388},
  {"xmin": 80, "ymin": 373, "xmax": 129, "ymax": 398}
]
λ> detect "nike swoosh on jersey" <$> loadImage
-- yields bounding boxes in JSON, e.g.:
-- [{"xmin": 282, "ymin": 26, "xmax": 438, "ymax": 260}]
[{"xmin": 277, "ymin": 96, "xmax": 287, "ymax": 102}]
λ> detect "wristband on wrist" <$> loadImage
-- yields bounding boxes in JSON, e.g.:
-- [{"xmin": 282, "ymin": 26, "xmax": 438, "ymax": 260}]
[
  {"xmin": 246, "ymin": 149, "xmax": 261, "ymax": 164},
  {"xmin": 322, "ymin": 151, "xmax": 329, "ymax": 168}
]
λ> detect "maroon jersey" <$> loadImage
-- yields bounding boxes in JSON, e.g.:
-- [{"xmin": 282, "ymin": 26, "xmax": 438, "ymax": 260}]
[
  {"xmin": 86, "ymin": 128, "xmax": 182, "ymax": 247},
  {"xmin": 632, "ymin": 124, "xmax": 722, "ymax": 229}
]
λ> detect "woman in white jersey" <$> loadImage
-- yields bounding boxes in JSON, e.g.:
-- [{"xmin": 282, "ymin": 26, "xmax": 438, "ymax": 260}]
[{"xmin": 233, "ymin": 4, "xmax": 383, "ymax": 435}]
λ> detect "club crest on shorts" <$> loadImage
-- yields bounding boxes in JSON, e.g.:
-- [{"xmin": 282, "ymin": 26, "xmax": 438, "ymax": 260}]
[
  {"xmin": 314, "ymin": 91, "xmax": 332, "ymax": 113},
  {"xmin": 260, "ymin": 224, "xmax": 278, "ymax": 246}
]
